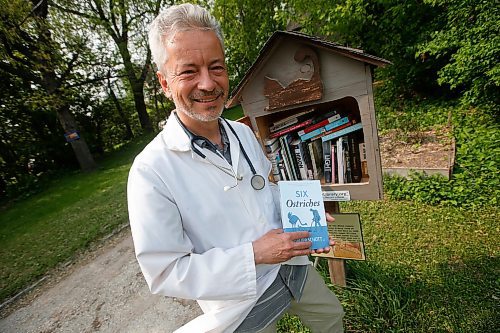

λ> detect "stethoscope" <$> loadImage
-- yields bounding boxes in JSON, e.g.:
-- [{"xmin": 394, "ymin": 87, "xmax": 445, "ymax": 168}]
[{"xmin": 174, "ymin": 112, "xmax": 266, "ymax": 191}]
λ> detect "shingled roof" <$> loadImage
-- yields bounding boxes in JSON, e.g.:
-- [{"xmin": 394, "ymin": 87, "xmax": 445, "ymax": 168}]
[{"xmin": 226, "ymin": 30, "xmax": 391, "ymax": 108}]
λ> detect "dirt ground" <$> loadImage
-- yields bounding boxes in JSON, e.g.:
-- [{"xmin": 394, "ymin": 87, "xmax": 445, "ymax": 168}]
[
  {"xmin": 379, "ymin": 126, "xmax": 455, "ymax": 170},
  {"xmin": 0, "ymin": 228, "xmax": 202, "ymax": 333}
]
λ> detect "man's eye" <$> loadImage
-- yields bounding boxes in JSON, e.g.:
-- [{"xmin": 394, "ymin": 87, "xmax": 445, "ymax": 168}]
[
  {"xmin": 180, "ymin": 70, "xmax": 195, "ymax": 76},
  {"xmin": 211, "ymin": 66, "xmax": 226, "ymax": 73}
]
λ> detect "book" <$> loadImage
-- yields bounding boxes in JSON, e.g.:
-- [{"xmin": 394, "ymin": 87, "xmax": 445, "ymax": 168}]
[
  {"xmin": 299, "ymin": 116, "xmax": 350, "ymax": 141},
  {"xmin": 348, "ymin": 136, "xmax": 362, "ymax": 183},
  {"xmin": 269, "ymin": 108, "xmax": 315, "ymax": 133},
  {"xmin": 321, "ymin": 122, "xmax": 363, "ymax": 142},
  {"xmin": 308, "ymin": 139, "xmax": 323, "ymax": 180},
  {"xmin": 359, "ymin": 142, "xmax": 368, "ymax": 179},
  {"xmin": 297, "ymin": 113, "xmax": 341, "ymax": 136},
  {"xmin": 306, "ymin": 119, "xmax": 355, "ymax": 142},
  {"xmin": 267, "ymin": 150, "xmax": 281, "ymax": 182},
  {"xmin": 322, "ymin": 140, "xmax": 333, "ymax": 183},
  {"xmin": 269, "ymin": 118, "xmax": 314, "ymax": 139},
  {"xmin": 278, "ymin": 180, "xmax": 330, "ymax": 250},
  {"xmin": 291, "ymin": 139, "xmax": 308, "ymax": 180},
  {"xmin": 311, "ymin": 213, "xmax": 366, "ymax": 260},
  {"xmin": 264, "ymin": 137, "xmax": 280, "ymax": 154},
  {"xmin": 336, "ymin": 138, "xmax": 345, "ymax": 184}
]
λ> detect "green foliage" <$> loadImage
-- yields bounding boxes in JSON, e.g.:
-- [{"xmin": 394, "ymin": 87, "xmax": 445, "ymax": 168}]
[
  {"xmin": 419, "ymin": 0, "xmax": 500, "ymax": 109},
  {"xmin": 382, "ymin": 101, "xmax": 499, "ymax": 208}
]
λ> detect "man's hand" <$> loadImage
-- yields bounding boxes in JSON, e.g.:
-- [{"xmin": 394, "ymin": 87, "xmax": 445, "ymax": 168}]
[
  {"xmin": 310, "ymin": 212, "xmax": 335, "ymax": 255},
  {"xmin": 252, "ymin": 229, "xmax": 312, "ymax": 265}
]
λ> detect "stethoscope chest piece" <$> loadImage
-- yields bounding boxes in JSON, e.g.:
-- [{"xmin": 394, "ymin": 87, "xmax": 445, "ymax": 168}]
[{"xmin": 251, "ymin": 174, "xmax": 266, "ymax": 190}]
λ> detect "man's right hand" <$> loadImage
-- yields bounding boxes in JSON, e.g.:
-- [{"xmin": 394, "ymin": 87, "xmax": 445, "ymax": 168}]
[{"xmin": 252, "ymin": 229, "xmax": 312, "ymax": 265}]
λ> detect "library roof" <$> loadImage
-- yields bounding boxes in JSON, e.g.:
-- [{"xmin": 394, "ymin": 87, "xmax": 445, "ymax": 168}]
[{"xmin": 226, "ymin": 30, "xmax": 391, "ymax": 108}]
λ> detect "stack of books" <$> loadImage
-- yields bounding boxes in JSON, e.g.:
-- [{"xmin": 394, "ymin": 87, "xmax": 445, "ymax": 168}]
[{"xmin": 265, "ymin": 107, "xmax": 366, "ymax": 184}]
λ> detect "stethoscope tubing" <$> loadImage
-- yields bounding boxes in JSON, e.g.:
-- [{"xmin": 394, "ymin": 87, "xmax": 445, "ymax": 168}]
[{"xmin": 173, "ymin": 112, "xmax": 265, "ymax": 190}]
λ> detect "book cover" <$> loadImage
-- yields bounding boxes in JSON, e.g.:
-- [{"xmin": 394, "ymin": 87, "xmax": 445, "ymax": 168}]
[
  {"xmin": 312, "ymin": 213, "xmax": 366, "ymax": 260},
  {"xmin": 278, "ymin": 180, "xmax": 329, "ymax": 250}
]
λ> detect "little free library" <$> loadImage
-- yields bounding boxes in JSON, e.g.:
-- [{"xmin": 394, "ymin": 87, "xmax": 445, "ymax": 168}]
[{"xmin": 227, "ymin": 31, "xmax": 391, "ymax": 285}]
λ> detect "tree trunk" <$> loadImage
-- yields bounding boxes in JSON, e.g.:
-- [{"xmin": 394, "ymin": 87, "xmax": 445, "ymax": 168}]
[
  {"xmin": 108, "ymin": 77, "xmax": 133, "ymax": 140},
  {"xmin": 130, "ymin": 79, "xmax": 153, "ymax": 132},
  {"xmin": 56, "ymin": 106, "xmax": 97, "ymax": 171}
]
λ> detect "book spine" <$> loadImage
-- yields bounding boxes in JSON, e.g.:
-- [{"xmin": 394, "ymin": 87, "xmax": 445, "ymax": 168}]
[
  {"xmin": 299, "ymin": 125, "xmax": 327, "ymax": 141},
  {"xmin": 264, "ymin": 137, "xmax": 280, "ymax": 154},
  {"xmin": 349, "ymin": 136, "xmax": 362, "ymax": 183},
  {"xmin": 267, "ymin": 150, "xmax": 281, "ymax": 182},
  {"xmin": 343, "ymin": 137, "xmax": 352, "ymax": 183},
  {"xmin": 284, "ymin": 135, "xmax": 300, "ymax": 180},
  {"xmin": 322, "ymin": 140, "xmax": 332, "ymax": 184},
  {"xmin": 269, "ymin": 118, "xmax": 298, "ymax": 133},
  {"xmin": 359, "ymin": 142, "xmax": 368, "ymax": 178},
  {"xmin": 293, "ymin": 142, "xmax": 308, "ymax": 180},
  {"xmin": 297, "ymin": 114, "xmax": 341, "ymax": 136},
  {"xmin": 321, "ymin": 122, "xmax": 363, "ymax": 142},
  {"xmin": 332, "ymin": 142, "xmax": 338, "ymax": 183},
  {"xmin": 279, "ymin": 136, "xmax": 294, "ymax": 180},
  {"xmin": 269, "ymin": 118, "xmax": 313, "ymax": 138},
  {"xmin": 336, "ymin": 138, "xmax": 345, "ymax": 184},
  {"xmin": 324, "ymin": 116, "xmax": 350, "ymax": 132}
]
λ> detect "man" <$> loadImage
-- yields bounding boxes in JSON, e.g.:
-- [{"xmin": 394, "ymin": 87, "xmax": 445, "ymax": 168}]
[{"xmin": 127, "ymin": 3, "xmax": 344, "ymax": 332}]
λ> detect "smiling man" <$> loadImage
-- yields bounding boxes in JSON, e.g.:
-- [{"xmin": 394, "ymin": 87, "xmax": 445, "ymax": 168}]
[{"xmin": 127, "ymin": 3, "xmax": 344, "ymax": 333}]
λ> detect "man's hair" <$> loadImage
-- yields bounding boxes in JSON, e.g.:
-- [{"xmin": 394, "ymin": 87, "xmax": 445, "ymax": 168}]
[{"xmin": 149, "ymin": 3, "xmax": 224, "ymax": 72}]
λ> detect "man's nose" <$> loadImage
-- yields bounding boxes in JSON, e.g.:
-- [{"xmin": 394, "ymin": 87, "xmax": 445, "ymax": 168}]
[{"xmin": 197, "ymin": 68, "xmax": 217, "ymax": 92}]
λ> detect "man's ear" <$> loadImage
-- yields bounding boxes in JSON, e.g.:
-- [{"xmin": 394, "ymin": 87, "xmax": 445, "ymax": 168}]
[{"xmin": 157, "ymin": 71, "xmax": 172, "ymax": 99}]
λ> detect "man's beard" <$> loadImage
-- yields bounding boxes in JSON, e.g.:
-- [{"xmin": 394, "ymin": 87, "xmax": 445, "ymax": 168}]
[{"xmin": 176, "ymin": 89, "xmax": 226, "ymax": 122}]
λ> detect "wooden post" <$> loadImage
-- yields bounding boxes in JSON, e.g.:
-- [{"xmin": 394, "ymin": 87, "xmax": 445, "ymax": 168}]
[{"xmin": 324, "ymin": 201, "xmax": 346, "ymax": 287}]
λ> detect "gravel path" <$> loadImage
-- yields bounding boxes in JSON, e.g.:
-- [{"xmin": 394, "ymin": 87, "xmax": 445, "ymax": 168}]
[{"xmin": 0, "ymin": 228, "xmax": 202, "ymax": 333}]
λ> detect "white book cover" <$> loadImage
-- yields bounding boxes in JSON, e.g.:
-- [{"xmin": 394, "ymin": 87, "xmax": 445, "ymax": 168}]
[{"xmin": 278, "ymin": 180, "xmax": 329, "ymax": 250}]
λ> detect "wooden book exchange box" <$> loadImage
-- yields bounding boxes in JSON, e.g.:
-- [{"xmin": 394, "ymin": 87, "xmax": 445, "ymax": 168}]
[{"xmin": 227, "ymin": 31, "xmax": 391, "ymax": 201}]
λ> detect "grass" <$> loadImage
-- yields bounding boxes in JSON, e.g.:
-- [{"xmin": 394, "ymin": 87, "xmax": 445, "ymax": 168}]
[
  {"xmin": 278, "ymin": 201, "xmax": 499, "ymax": 333},
  {"xmin": 0, "ymin": 133, "xmax": 154, "ymax": 303}
]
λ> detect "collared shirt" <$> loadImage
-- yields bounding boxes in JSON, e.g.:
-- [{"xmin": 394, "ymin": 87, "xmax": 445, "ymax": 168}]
[{"xmin": 194, "ymin": 119, "xmax": 232, "ymax": 165}]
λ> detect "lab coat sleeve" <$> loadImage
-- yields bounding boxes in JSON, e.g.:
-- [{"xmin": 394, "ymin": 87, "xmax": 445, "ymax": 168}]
[{"xmin": 127, "ymin": 162, "xmax": 257, "ymax": 301}]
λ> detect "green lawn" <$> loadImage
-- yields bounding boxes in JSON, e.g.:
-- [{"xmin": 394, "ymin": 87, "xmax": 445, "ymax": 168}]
[{"xmin": 0, "ymin": 134, "xmax": 154, "ymax": 302}]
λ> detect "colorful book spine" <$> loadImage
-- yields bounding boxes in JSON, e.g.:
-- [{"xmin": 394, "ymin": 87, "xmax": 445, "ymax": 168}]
[
  {"xmin": 299, "ymin": 116, "xmax": 350, "ymax": 141},
  {"xmin": 269, "ymin": 118, "xmax": 313, "ymax": 139},
  {"xmin": 359, "ymin": 142, "xmax": 368, "ymax": 179},
  {"xmin": 297, "ymin": 114, "xmax": 341, "ymax": 136},
  {"xmin": 321, "ymin": 122, "xmax": 363, "ymax": 142},
  {"xmin": 278, "ymin": 180, "xmax": 330, "ymax": 250}
]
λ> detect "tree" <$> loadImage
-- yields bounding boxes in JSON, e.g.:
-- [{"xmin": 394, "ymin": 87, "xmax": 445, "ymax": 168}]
[
  {"xmin": 53, "ymin": 0, "xmax": 169, "ymax": 133},
  {"xmin": 0, "ymin": 0, "xmax": 97, "ymax": 172},
  {"xmin": 419, "ymin": 0, "xmax": 500, "ymax": 110}
]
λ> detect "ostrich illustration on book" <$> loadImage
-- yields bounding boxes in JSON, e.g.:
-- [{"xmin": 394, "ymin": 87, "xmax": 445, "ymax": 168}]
[{"xmin": 287, "ymin": 212, "xmax": 308, "ymax": 227}]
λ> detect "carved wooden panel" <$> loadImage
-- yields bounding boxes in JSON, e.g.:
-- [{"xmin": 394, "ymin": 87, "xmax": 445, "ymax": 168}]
[{"xmin": 264, "ymin": 46, "xmax": 323, "ymax": 111}]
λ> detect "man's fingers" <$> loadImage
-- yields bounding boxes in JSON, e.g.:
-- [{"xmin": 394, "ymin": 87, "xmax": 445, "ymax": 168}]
[{"xmin": 287, "ymin": 231, "xmax": 310, "ymax": 240}]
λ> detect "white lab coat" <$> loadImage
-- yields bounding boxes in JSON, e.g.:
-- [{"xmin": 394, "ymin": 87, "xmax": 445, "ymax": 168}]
[{"xmin": 127, "ymin": 113, "xmax": 309, "ymax": 333}]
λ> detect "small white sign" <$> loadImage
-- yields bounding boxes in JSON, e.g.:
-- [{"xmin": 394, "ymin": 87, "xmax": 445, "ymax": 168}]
[{"xmin": 322, "ymin": 190, "xmax": 351, "ymax": 201}]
